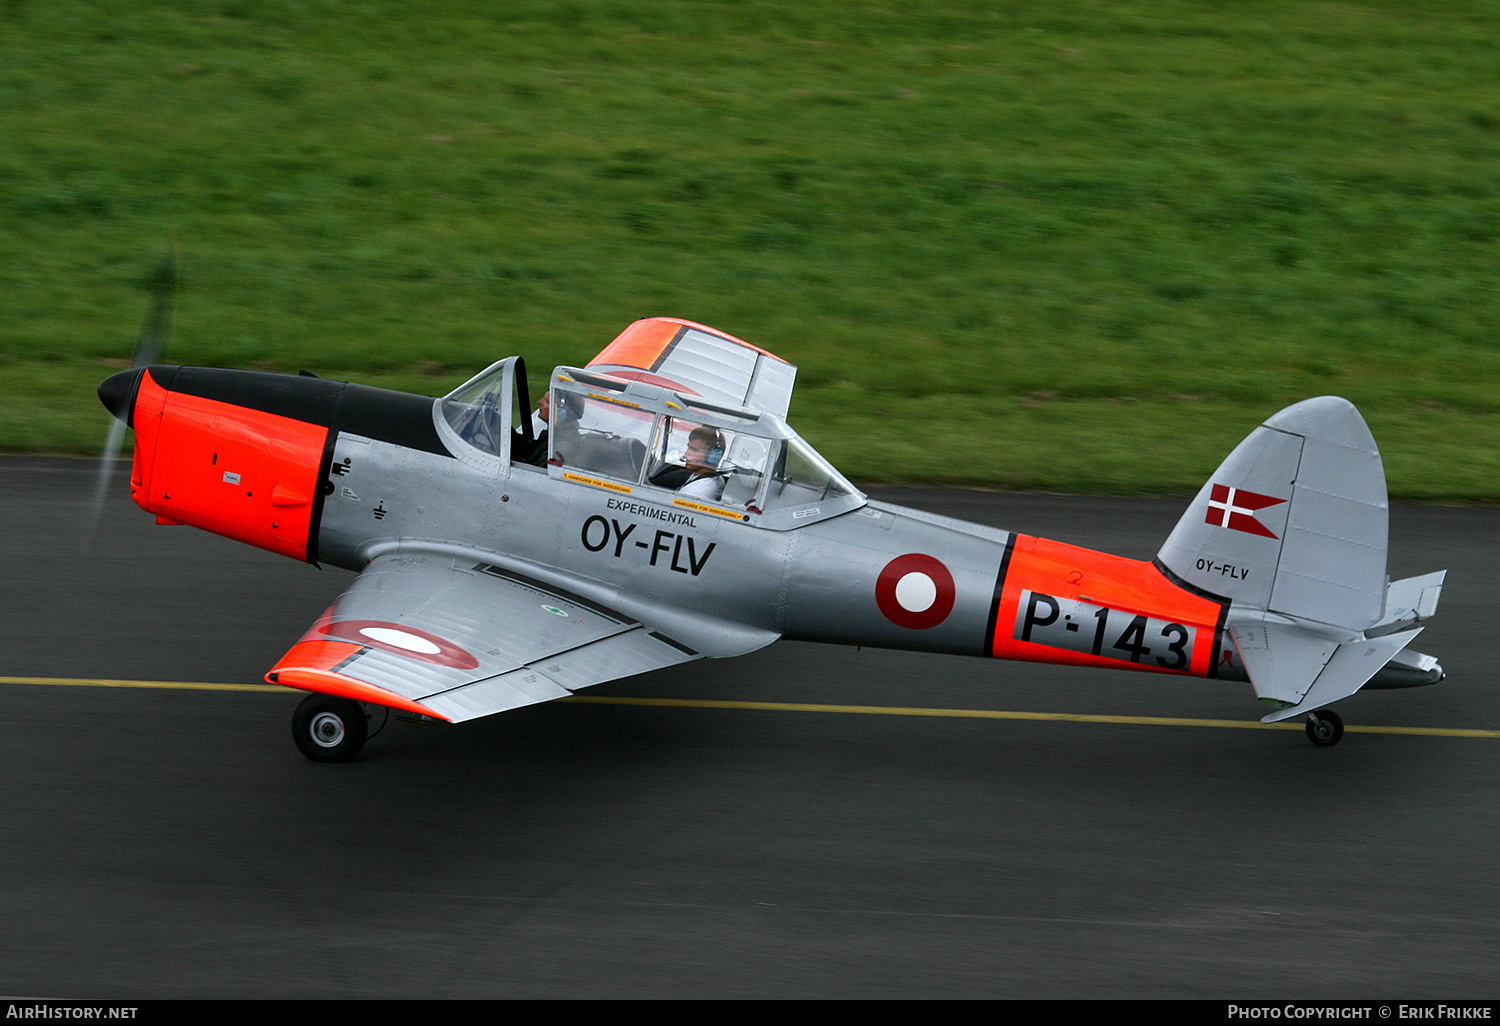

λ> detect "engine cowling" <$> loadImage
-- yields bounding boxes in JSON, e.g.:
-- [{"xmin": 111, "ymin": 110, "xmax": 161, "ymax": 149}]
[{"xmin": 100, "ymin": 366, "xmax": 337, "ymax": 561}]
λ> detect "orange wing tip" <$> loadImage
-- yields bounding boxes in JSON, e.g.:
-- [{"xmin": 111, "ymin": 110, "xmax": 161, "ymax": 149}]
[
  {"xmin": 277, "ymin": 637, "xmax": 362, "ymax": 670},
  {"xmin": 266, "ymin": 666, "xmax": 453, "ymax": 722}
]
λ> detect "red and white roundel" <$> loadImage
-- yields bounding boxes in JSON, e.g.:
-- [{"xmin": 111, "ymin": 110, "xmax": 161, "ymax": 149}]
[
  {"xmin": 876, "ymin": 553, "xmax": 956, "ymax": 630},
  {"xmin": 319, "ymin": 619, "xmax": 480, "ymax": 669}
]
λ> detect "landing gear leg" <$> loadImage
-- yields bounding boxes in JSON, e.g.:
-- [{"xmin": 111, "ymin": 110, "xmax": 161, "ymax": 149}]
[
  {"xmin": 1305, "ymin": 708, "xmax": 1344, "ymax": 747},
  {"xmin": 292, "ymin": 694, "xmax": 369, "ymax": 762}
]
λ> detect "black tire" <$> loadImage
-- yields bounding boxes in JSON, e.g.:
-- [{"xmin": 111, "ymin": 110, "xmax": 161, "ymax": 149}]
[
  {"xmin": 292, "ymin": 694, "xmax": 368, "ymax": 762},
  {"xmin": 1305, "ymin": 708, "xmax": 1344, "ymax": 747}
]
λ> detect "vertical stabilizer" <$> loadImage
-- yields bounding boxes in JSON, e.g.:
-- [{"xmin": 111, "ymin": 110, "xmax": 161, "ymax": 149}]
[{"xmin": 1157, "ymin": 396, "xmax": 1387, "ymax": 632}]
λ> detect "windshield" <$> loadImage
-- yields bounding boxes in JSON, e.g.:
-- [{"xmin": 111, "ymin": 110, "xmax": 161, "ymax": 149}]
[
  {"xmin": 442, "ymin": 371, "xmax": 506, "ymax": 456},
  {"xmin": 440, "ymin": 359, "xmax": 528, "ymax": 460}
]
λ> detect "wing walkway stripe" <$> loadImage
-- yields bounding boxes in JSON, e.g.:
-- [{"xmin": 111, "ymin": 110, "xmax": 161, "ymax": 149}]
[{"xmin": 2, "ymin": 675, "xmax": 1496, "ymax": 738}]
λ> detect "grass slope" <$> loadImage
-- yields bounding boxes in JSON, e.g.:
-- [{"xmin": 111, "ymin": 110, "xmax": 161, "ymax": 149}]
[{"xmin": 2, "ymin": 1, "xmax": 1497, "ymax": 497}]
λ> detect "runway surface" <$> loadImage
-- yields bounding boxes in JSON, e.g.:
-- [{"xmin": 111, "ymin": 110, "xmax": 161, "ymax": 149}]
[{"xmin": 2, "ymin": 457, "xmax": 1496, "ymax": 998}]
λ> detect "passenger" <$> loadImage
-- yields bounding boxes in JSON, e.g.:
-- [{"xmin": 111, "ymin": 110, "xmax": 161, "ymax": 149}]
[{"xmin": 650, "ymin": 426, "xmax": 727, "ymax": 501}]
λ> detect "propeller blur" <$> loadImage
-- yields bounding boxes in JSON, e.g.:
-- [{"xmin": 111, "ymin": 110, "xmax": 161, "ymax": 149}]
[{"xmin": 84, "ymin": 254, "xmax": 178, "ymax": 554}]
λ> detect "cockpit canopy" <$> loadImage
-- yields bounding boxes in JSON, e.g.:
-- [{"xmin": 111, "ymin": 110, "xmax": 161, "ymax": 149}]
[
  {"xmin": 439, "ymin": 358, "xmax": 862, "ymax": 530},
  {"xmin": 546, "ymin": 367, "xmax": 863, "ymax": 529}
]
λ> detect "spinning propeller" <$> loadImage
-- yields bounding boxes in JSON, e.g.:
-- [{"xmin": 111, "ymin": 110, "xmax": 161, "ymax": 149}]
[{"xmin": 85, "ymin": 252, "xmax": 179, "ymax": 553}]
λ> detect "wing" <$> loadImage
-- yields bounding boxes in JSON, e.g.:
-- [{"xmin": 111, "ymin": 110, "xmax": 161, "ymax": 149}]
[
  {"xmin": 587, "ymin": 317, "xmax": 798, "ymax": 418},
  {"xmin": 267, "ymin": 552, "xmax": 729, "ymax": 722}
]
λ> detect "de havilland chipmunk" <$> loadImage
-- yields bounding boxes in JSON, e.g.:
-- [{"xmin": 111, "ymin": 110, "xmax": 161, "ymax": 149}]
[{"xmin": 96, "ymin": 315, "xmax": 1446, "ymax": 761}]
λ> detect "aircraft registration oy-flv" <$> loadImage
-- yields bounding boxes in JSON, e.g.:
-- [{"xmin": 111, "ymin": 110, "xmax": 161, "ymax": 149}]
[{"xmin": 97, "ymin": 317, "xmax": 1445, "ymax": 760}]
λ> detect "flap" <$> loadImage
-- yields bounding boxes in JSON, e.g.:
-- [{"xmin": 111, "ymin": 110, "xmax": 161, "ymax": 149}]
[{"xmin": 266, "ymin": 553, "xmax": 716, "ymax": 722}]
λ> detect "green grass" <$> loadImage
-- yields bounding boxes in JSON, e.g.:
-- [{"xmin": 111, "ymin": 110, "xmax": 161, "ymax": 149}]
[{"xmin": 3, "ymin": 1, "xmax": 1499, "ymax": 498}]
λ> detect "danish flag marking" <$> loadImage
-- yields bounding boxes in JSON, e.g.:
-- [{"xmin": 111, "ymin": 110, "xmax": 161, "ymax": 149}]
[{"xmin": 1205, "ymin": 484, "xmax": 1286, "ymax": 539}]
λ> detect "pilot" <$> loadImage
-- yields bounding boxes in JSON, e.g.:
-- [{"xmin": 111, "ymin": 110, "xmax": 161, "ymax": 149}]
[
  {"xmin": 512, "ymin": 391, "xmax": 550, "ymax": 467},
  {"xmin": 650, "ymin": 426, "xmax": 727, "ymax": 501},
  {"xmin": 531, "ymin": 390, "xmax": 551, "ymax": 437},
  {"xmin": 545, "ymin": 391, "xmax": 584, "ymax": 465}
]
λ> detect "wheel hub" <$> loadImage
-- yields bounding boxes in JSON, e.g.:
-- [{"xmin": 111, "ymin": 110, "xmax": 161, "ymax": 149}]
[{"xmin": 310, "ymin": 711, "xmax": 346, "ymax": 748}]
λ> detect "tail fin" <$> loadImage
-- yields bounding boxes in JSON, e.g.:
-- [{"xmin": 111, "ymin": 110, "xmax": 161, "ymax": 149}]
[
  {"xmin": 1157, "ymin": 397, "xmax": 1443, "ymax": 721},
  {"xmin": 1159, "ymin": 396, "xmax": 1387, "ymax": 630}
]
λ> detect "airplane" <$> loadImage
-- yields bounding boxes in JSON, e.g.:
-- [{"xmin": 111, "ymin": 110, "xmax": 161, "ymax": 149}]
[{"xmin": 96, "ymin": 316, "xmax": 1446, "ymax": 761}]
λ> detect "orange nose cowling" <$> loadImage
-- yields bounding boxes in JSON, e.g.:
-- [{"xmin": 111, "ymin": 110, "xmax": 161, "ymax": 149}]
[{"xmin": 112, "ymin": 367, "xmax": 330, "ymax": 562}]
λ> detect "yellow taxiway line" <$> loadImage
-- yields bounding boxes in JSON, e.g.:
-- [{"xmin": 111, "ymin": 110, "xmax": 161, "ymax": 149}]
[
  {"xmin": 0, "ymin": 675, "xmax": 284, "ymax": 692},
  {"xmin": 564, "ymin": 696, "xmax": 1500, "ymax": 737},
  {"xmin": 2, "ymin": 675, "xmax": 1496, "ymax": 738}
]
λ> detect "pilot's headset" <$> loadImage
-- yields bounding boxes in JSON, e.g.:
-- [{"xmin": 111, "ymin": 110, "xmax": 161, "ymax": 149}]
[
  {"xmin": 553, "ymin": 392, "xmax": 584, "ymax": 424},
  {"xmin": 702, "ymin": 428, "xmax": 725, "ymax": 468}
]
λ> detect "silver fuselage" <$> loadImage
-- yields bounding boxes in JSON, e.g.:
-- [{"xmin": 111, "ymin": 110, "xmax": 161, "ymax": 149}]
[{"xmin": 317, "ymin": 427, "xmax": 1013, "ymax": 660}]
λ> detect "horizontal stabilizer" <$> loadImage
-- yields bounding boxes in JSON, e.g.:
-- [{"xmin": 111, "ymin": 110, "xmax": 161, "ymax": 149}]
[
  {"xmin": 1229, "ymin": 619, "xmax": 1340, "ymax": 707},
  {"xmin": 1368, "ymin": 570, "xmax": 1446, "ymax": 638},
  {"xmin": 1258, "ymin": 627, "xmax": 1423, "ymax": 723}
]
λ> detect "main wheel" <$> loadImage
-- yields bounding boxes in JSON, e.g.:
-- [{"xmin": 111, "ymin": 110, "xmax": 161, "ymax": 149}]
[
  {"xmin": 1305, "ymin": 708, "xmax": 1344, "ymax": 747},
  {"xmin": 292, "ymin": 694, "xmax": 369, "ymax": 762}
]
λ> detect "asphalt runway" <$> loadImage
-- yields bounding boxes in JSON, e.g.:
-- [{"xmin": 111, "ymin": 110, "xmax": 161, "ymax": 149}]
[{"xmin": 2, "ymin": 456, "xmax": 1496, "ymax": 999}]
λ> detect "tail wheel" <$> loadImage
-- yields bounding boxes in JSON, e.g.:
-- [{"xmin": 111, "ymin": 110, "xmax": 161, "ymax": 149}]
[
  {"xmin": 292, "ymin": 694, "xmax": 369, "ymax": 762},
  {"xmin": 1305, "ymin": 708, "xmax": 1344, "ymax": 747}
]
